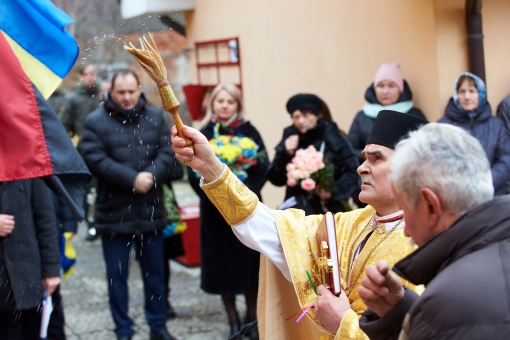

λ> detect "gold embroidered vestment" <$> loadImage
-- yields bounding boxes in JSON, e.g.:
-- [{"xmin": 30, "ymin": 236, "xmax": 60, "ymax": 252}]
[
  {"xmin": 201, "ymin": 167, "xmax": 421, "ymax": 339},
  {"xmin": 274, "ymin": 208, "xmax": 421, "ymax": 339}
]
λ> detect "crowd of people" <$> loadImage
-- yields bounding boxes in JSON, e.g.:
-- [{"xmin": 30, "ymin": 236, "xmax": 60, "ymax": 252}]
[{"xmin": 3, "ymin": 59, "xmax": 510, "ymax": 340}]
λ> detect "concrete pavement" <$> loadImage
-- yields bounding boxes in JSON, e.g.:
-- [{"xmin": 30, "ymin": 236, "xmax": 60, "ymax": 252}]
[{"xmin": 61, "ymin": 181, "xmax": 246, "ymax": 340}]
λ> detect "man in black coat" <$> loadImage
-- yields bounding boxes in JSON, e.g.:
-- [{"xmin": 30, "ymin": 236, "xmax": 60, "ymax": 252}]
[
  {"xmin": 61, "ymin": 64, "xmax": 100, "ymax": 140},
  {"xmin": 80, "ymin": 69, "xmax": 180, "ymax": 340},
  {"xmin": 358, "ymin": 123, "xmax": 510, "ymax": 339},
  {"xmin": 0, "ymin": 179, "xmax": 61, "ymax": 339}
]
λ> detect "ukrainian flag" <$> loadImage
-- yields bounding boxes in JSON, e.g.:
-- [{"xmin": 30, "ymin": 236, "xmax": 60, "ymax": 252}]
[
  {"xmin": 0, "ymin": 0, "xmax": 90, "ymax": 219},
  {"xmin": 60, "ymin": 232, "xmax": 76, "ymax": 279},
  {"xmin": 0, "ymin": 0, "xmax": 78, "ymax": 98}
]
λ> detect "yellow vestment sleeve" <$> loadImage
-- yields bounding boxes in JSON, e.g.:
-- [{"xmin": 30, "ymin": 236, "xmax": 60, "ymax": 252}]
[
  {"xmin": 200, "ymin": 166, "xmax": 258, "ymax": 226},
  {"xmin": 336, "ymin": 308, "xmax": 368, "ymax": 340}
]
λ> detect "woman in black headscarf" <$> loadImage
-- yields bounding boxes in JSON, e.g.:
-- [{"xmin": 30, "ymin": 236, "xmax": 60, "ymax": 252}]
[{"xmin": 268, "ymin": 94, "xmax": 359, "ymax": 214}]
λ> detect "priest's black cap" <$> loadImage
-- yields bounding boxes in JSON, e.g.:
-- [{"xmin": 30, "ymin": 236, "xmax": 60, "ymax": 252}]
[
  {"xmin": 286, "ymin": 94, "xmax": 323, "ymax": 115},
  {"xmin": 366, "ymin": 110, "xmax": 428, "ymax": 149}
]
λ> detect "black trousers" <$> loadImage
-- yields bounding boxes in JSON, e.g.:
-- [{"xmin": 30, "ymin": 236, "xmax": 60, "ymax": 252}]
[
  {"xmin": 48, "ymin": 285, "xmax": 66, "ymax": 340},
  {"xmin": 0, "ymin": 308, "xmax": 40, "ymax": 340},
  {"xmin": 0, "ymin": 286, "xmax": 66, "ymax": 340}
]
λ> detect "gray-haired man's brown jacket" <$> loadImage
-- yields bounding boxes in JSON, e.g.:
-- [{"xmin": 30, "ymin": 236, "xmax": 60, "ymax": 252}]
[{"xmin": 360, "ymin": 195, "xmax": 510, "ymax": 339}]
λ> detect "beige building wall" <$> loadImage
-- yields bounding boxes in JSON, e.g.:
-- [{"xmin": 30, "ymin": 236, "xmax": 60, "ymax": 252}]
[
  {"xmin": 433, "ymin": 0, "xmax": 510, "ymax": 116},
  {"xmin": 433, "ymin": 0, "xmax": 469, "ymax": 115},
  {"xmin": 185, "ymin": 0, "xmax": 510, "ymax": 209},
  {"xmin": 483, "ymin": 0, "xmax": 510, "ymax": 107}
]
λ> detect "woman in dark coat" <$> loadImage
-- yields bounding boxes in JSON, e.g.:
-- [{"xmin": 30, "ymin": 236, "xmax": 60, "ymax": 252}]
[
  {"xmin": 267, "ymin": 94, "xmax": 360, "ymax": 214},
  {"xmin": 347, "ymin": 63, "xmax": 427, "ymax": 208},
  {"xmin": 348, "ymin": 63, "xmax": 427, "ymax": 157},
  {"xmin": 188, "ymin": 83, "xmax": 269, "ymax": 339},
  {"xmin": 439, "ymin": 72, "xmax": 510, "ymax": 195}
]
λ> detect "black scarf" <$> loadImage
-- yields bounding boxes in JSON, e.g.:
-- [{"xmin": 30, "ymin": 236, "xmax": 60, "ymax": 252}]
[
  {"xmin": 295, "ymin": 118, "xmax": 327, "ymax": 147},
  {"xmin": 103, "ymin": 91, "xmax": 148, "ymax": 118}
]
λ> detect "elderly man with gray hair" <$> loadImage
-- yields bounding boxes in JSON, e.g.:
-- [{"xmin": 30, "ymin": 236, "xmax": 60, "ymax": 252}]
[{"xmin": 358, "ymin": 122, "xmax": 510, "ymax": 339}]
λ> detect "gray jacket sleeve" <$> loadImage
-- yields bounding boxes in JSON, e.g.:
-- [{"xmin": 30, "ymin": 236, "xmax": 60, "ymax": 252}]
[{"xmin": 359, "ymin": 287, "xmax": 419, "ymax": 340}]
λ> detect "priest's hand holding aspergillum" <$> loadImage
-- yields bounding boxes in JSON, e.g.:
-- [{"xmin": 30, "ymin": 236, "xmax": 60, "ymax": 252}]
[{"xmin": 171, "ymin": 125, "xmax": 224, "ymax": 182}]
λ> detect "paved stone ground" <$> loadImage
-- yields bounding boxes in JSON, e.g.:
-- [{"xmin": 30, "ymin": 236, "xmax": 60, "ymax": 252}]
[{"xmin": 61, "ymin": 181, "xmax": 245, "ymax": 340}]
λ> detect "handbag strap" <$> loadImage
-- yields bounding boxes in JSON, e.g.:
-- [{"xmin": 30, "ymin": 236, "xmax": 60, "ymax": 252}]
[{"xmin": 319, "ymin": 140, "xmax": 326, "ymax": 154}]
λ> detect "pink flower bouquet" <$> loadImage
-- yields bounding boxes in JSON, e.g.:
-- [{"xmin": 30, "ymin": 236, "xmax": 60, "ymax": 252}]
[{"xmin": 286, "ymin": 145, "xmax": 335, "ymax": 192}]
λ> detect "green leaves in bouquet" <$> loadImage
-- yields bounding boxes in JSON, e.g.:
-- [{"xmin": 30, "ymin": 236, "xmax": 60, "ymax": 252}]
[
  {"xmin": 163, "ymin": 184, "xmax": 181, "ymax": 223},
  {"xmin": 255, "ymin": 149, "xmax": 268, "ymax": 163},
  {"xmin": 310, "ymin": 159, "xmax": 336, "ymax": 192}
]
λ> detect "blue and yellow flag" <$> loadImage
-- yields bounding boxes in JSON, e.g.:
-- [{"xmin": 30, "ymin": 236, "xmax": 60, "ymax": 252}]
[
  {"xmin": 0, "ymin": 0, "xmax": 90, "ymax": 219},
  {"xmin": 60, "ymin": 232, "xmax": 76, "ymax": 279},
  {"xmin": 0, "ymin": 0, "xmax": 79, "ymax": 98}
]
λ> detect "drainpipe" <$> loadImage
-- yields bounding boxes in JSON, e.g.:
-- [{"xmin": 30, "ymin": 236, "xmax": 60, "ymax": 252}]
[{"xmin": 465, "ymin": 0, "xmax": 486, "ymax": 83}]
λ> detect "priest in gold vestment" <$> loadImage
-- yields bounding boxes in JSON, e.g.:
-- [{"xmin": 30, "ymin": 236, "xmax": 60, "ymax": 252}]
[{"xmin": 171, "ymin": 111, "xmax": 427, "ymax": 339}]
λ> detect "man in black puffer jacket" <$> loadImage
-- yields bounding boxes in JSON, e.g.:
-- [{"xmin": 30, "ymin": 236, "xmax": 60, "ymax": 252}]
[
  {"xmin": 358, "ymin": 123, "xmax": 510, "ymax": 339},
  {"xmin": 81, "ymin": 69, "xmax": 181, "ymax": 340}
]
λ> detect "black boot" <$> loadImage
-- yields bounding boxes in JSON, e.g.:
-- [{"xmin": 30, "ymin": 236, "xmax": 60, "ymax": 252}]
[
  {"xmin": 244, "ymin": 314, "xmax": 259, "ymax": 340},
  {"xmin": 229, "ymin": 314, "xmax": 241, "ymax": 338},
  {"xmin": 150, "ymin": 329, "xmax": 177, "ymax": 340}
]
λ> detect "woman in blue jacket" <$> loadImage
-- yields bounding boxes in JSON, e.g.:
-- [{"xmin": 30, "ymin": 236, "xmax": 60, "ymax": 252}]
[{"xmin": 439, "ymin": 72, "xmax": 510, "ymax": 195}]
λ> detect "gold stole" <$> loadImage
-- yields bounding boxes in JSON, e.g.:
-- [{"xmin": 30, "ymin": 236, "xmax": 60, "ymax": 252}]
[{"xmin": 274, "ymin": 207, "xmax": 421, "ymax": 340}]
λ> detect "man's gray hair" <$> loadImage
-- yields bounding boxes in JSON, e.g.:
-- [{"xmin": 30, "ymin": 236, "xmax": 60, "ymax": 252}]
[{"xmin": 391, "ymin": 123, "xmax": 493, "ymax": 214}]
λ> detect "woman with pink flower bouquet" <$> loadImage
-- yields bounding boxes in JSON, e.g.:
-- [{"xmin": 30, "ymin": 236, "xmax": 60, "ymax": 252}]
[{"xmin": 268, "ymin": 94, "xmax": 360, "ymax": 215}]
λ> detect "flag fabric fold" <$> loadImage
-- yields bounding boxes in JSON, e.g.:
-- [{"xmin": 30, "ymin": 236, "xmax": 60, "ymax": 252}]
[{"xmin": 0, "ymin": 0, "xmax": 90, "ymax": 219}]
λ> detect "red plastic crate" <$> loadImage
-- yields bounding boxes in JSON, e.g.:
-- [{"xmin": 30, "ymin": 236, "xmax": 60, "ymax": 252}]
[{"xmin": 175, "ymin": 205, "xmax": 201, "ymax": 267}]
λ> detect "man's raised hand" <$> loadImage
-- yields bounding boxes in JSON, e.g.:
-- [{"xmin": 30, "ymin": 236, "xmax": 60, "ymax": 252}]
[
  {"xmin": 171, "ymin": 125, "xmax": 224, "ymax": 182},
  {"xmin": 358, "ymin": 260, "xmax": 405, "ymax": 318}
]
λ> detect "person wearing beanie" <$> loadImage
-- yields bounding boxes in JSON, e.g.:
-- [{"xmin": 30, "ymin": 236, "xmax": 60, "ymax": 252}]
[
  {"xmin": 373, "ymin": 63, "xmax": 404, "ymax": 94},
  {"xmin": 285, "ymin": 93, "xmax": 324, "ymax": 116},
  {"xmin": 348, "ymin": 63, "xmax": 427, "ymax": 157},
  {"xmin": 347, "ymin": 63, "xmax": 427, "ymax": 208},
  {"xmin": 267, "ymin": 93, "xmax": 359, "ymax": 215},
  {"xmin": 439, "ymin": 72, "xmax": 510, "ymax": 195}
]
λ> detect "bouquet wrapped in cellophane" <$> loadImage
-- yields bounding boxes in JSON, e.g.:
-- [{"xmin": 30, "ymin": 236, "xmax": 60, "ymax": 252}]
[
  {"xmin": 286, "ymin": 145, "xmax": 335, "ymax": 192},
  {"xmin": 198, "ymin": 123, "xmax": 266, "ymax": 182}
]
